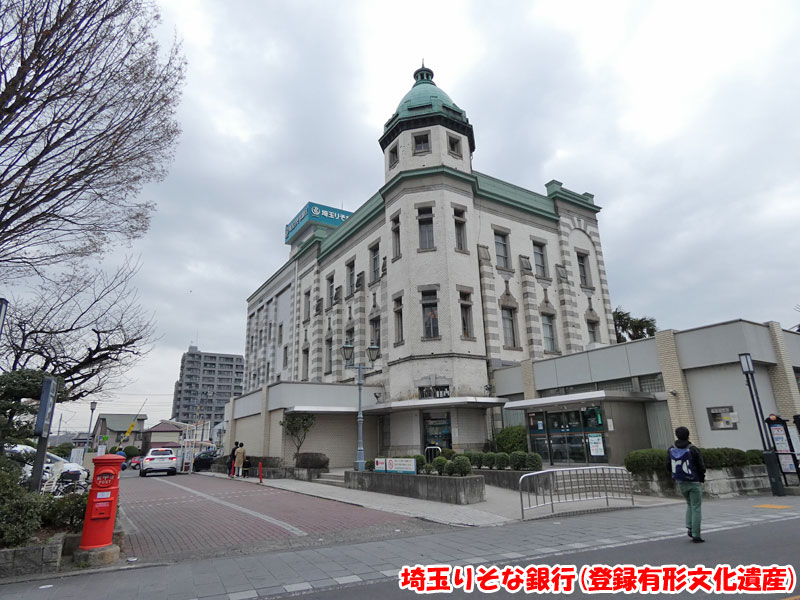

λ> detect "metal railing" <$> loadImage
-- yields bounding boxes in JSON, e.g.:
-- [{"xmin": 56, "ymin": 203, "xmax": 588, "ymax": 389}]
[{"xmin": 520, "ymin": 466, "xmax": 634, "ymax": 519}]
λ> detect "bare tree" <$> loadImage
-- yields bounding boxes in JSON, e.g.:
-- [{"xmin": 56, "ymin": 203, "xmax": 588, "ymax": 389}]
[
  {"xmin": 0, "ymin": 0, "xmax": 185, "ymax": 278},
  {"xmin": 1, "ymin": 258, "xmax": 155, "ymax": 400}
]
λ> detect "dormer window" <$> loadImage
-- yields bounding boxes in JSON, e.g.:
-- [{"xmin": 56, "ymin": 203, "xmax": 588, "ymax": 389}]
[
  {"xmin": 413, "ymin": 133, "xmax": 430, "ymax": 155},
  {"xmin": 448, "ymin": 135, "xmax": 462, "ymax": 157},
  {"xmin": 389, "ymin": 145, "xmax": 399, "ymax": 168}
]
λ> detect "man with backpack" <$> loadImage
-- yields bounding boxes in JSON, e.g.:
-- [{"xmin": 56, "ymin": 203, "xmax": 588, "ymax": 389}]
[{"xmin": 666, "ymin": 426, "xmax": 707, "ymax": 543}]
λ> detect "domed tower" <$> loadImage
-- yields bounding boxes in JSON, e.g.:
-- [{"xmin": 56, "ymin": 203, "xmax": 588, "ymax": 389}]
[{"xmin": 379, "ymin": 64, "xmax": 475, "ymax": 182}]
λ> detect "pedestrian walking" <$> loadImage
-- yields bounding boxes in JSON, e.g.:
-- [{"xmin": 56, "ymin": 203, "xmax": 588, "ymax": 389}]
[
  {"xmin": 234, "ymin": 442, "xmax": 246, "ymax": 478},
  {"xmin": 666, "ymin": 426, "xmax": 706, "ymax": 543},
  {"xmin": 228, "ymin": 441, "xmax": 239, "ymax": 478}
]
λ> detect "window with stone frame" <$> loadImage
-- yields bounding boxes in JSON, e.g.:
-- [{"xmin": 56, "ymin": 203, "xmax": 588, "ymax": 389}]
[
  {"xmin": 325, "ymin": 338, "xmax": 333, "ymax": 374},
  {"xmin": 388, "ymin": 144, "xmax": 399, "ymax": 168},
  {"xmin": 501, "ymin": 307, "xmax": 519, "ymax": 348},
  {"xmin": 394, "ymin": 297, "xmax": 404, "ymax": 344},
  {"xmin": 391, "ymin": 215, "xmax": 401, "ymax": 258},
  {"xmin": 541, "ymin": 314, "xmax": 557, "ymax": 352},
  {"xmin": 301, "ymin": 348, "xmax": 309, "ymax": 380},
  {"xmin": 282, "ymin": 345, "xmax": 288, "ymax": 368},
  {"xmin": 418, "ymin": 206, "xmax": 434, "ymax": 250},
  {"xmin": 587, "ymin": 320, "xmax": 599, "ymax": 343},
  {"xmin": 347, "ymin": 261, "xmax": 356, "ymax": 296},
  {"xmin": 327, "ymin": 275, "xmax": 335, "ymax": 307},
  {"xmin": 532, "ymin": 242, "xmax": 548, "ymax": 278},
  {"xmin": 421, "ymin": 290, "xmax": 439, "ymax": 339},
  {"xmin": 370, "ymin": 317, "xmax": 381, "ymax": 357},
  {"xmin": 454, "ymin": 209, "xmax": 467, "ymax": 252},
  {"xmin": 577, "ymin": 252, "xmax": 591, "ymax": 287},
  {"xmin": 448, "ymin": 135, "xmax": 462, "ymax": 157},
  {"xmin": 413, "ymin": 132, "xmax": 430, "ymax": 154},
  {"xmin": 345, "ymin": 327, "xmax": 355, "ymax": 366},
  {"xmin": 278, "ymin": 323, "xmax": 283, "ymax": 345},
  {"xmin": 495, "ymin": 231, "xmax": 510, "ymax": 269},
  {"xmin": 370, "ymin": 244, "xmax": 380, "ymax": 283},
  {"xmin": 459, "ymin": 291, "xmax": 474, "ymax": 338},
  {"xmin": 303, "ymin": 290, "xmax": 311, "ymax": 321}
]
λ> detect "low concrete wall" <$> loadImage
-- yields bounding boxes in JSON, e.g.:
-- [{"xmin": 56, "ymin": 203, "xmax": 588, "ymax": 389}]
[
  {"xmin": 346, "ymin": 472, "xmax": 485, "ymax": 505},
  {"xmin": 0, "ymin": 533, "xmax": 63, "ymax": 578},
  {"xmin": 477, "ymin": 468, "xmax": 541, "ymax": 491},
  {"xmin": 210, "ymin": 464, "xmax": 325, "ymax": 481},
  {"xmin": 632, "ymin": 465, "xmax": 770, "ymax": 498}
]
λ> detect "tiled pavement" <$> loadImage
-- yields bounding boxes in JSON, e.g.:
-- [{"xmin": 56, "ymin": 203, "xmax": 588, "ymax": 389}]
[{"xmin": 2, "ymin": 489, "xmax": 800, "ymax": 599}]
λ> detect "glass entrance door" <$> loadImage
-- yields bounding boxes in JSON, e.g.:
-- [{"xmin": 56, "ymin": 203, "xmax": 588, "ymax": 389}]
[{"xmin": 547, "ymin": 409, "xmax": 587, "ymax": 465}]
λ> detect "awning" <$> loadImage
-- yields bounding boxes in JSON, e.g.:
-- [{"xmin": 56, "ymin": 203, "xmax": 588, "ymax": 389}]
[
  {"xmin": 504, "ymin": 390, "xmax": 657, "ymax": 411},
  {"xmin": 363, "ymin": 396, "xmax": 506, "ymax": 415}
]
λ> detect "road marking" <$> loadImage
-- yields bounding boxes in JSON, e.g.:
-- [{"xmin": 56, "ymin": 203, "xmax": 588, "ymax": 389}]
[
  {"xmin": 754, "ymin": 504, "xmax": 793, "ymax": 509},
  {"xmin": 156, "ymin": 478, "xmax": 307, "ymax": 536}
]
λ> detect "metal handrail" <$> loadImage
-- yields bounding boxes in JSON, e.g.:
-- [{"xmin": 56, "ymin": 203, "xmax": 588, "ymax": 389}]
[{"xmin": 519, "ymin": 466, "xmax": 634, "ymax": 519}]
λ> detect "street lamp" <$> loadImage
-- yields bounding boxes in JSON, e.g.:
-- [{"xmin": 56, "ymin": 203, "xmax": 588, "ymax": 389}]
[
  {"xmin": 738, "ymin": 353, "xmax": 784, "ymax": 496},
  {"xmin": 86, "ymin": 400, "xmax": 98, "ymax": 450},
  {"xmin": 341, "ymin": 342, "xmax": 380, "ymax": 472}
]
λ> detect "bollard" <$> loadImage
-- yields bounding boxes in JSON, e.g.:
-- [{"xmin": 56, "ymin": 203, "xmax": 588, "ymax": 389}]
[
  {"xmin": 230, "ymin": 460, "xmax": 235, "ymax": 478},
  {"xmin": 259, "ymin": 461, "xmax": 263, "ymax": 483},
  {"xmin": 75, "ymin": 453, "xmax": 125, "ymax": 566}
]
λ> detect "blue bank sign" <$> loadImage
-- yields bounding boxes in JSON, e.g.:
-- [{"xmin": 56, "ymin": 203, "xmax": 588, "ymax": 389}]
[{"xmin": 285, "ymin": 202, "xmax": 352, "ymax": 244}]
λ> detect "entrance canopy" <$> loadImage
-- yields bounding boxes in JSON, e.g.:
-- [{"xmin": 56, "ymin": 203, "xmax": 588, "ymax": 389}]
[
  {"xmin": 504, "ymin": 390, "xmax": 657, "ymax": 411},
  {"xmin": 363, "ymin": 396, "xmax": 506, "ymax": 415}
]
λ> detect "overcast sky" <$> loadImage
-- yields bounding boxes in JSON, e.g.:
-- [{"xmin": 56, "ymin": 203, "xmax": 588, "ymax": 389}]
[{"xmin": 51, "ymin": 0, "xmax": 800, "ymax": 433}]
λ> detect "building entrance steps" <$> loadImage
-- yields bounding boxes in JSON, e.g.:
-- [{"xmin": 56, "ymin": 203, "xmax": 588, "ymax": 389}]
[
  {"xmin": 313, "ymin": 472, "xmax": 346, "ymax": 487},
  {"xmin": 199, "ymin": 470, "xmax": 681, "ymax": 527}
]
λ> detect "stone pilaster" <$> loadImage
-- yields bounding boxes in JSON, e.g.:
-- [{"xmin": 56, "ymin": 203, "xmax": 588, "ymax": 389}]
[
  {"xmin": 766, "ymin": 321, "xmax": 800, "ymax": 417},
  {"xmin": 555, "ymin": 219, "xmax": 583, "ymax": 353},
  {"xmin": 519, "ymin": 258, "xmax": 543, "ymax": 359},
  {"xmin": 521, "ymin": 358, "xmax": 537, "ymax": 399},
  {"xmin": 655, "ymin": 329, "xmax": 697, "ymax": 435},
  {"xmin": 477, "ymin": 244, "xmax": 501, "ymax": 364}
]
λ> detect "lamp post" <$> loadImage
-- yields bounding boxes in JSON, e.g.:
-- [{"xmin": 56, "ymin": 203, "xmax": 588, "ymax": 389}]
[
  {"xmin": 738, "ymin": 353, "xmax": 784, "ymax": 496},
  {"xmin": 341, "ymin": 342, "xmax": 380, "ymax": 472},
  {"xmin": 86, "ymin": 401, "xmax": 98, "ymax": 450}
]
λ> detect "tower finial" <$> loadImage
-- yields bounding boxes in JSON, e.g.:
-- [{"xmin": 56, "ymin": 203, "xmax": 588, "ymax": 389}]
[{"xmin": 421, "ymin": 58, "xmax": 425, "ymax": 68}]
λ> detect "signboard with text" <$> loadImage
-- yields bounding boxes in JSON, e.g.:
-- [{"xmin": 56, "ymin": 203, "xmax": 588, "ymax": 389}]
[
  {"xmin": 373, "ymin": 457, "xmax": 416, "ymax": 474},
  {"xmin": 285, "ymin": 202, "xmax": 352, "ymax": 244}
]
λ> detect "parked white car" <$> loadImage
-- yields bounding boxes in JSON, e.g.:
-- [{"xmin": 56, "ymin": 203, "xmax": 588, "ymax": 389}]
[
  {"xmin": 139, "ymin": 448, "xmax": 178, "ymax": 477},
  {"xmin": 3, "ymin": 444, "xmax": 90, "ymax": 482}
]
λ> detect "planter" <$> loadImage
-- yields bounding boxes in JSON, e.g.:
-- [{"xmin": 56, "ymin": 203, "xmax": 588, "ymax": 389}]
[
  {"xmin": 632, "ymin": 465, "xmax": 770, "ymax": 498},
  {"xmin": 0, "ymin": 533, "xmax": 63, "ymax": 579},
  {"xmin": 346, "ymin": 471, "xmax": 485, "ymax": 505}
]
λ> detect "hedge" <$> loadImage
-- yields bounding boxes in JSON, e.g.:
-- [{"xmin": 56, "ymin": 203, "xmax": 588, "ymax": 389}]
[
  {"xmin": 745, "ymin": 449, "xmax": 764, "ymax": 465},
  {"xmin": 494, "ymin": 452, "xmax": 510, "ymax": 470},
  {"xmin": 295, "ymin": 453, "xmax": 329, "ymax": 469},
  {"xmin": 624, "ymin": 449, "xmax": 669, "ymax": 476},
  {"xmin": 625, "ymin": 447, "xmax": 752, "ymax": 475},
  {"xmin": 495, "ymin": 426, "xmax": 527, "ymax": 454}
]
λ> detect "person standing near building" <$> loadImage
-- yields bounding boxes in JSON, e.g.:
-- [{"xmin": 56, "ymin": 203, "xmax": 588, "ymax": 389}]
[
  {"xmin": 228, "ymin": 441, "xmax": 239, "ymax": 478},
  {"xmin": 234, "ymin": 442, "xmax": 246, "ymax": 478},
  {"xmin": 666, "ymin": 426, "xmax": 706, "ymax": 543}
]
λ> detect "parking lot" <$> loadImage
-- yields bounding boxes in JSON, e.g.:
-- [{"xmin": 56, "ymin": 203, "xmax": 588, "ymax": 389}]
[{"xmin": 117, "ymin": 470, "xmax": 440, "ymax": 562}]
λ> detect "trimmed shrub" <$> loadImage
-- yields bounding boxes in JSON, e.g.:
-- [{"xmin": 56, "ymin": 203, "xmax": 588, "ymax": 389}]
[
  {"xmin": 699, "ymin": 448, "xmax": 723, "ymax": 469},
  {"xmin": 123, "ymin": 446, "xmax": 140, "ymax": 458},
  {"xmin": 413, "ymin": 454, "xmax": 426, "ymax": 472},
  {"xmin": 510, "ymin": 451, "xmax": 527, "ymax": 471},
  {"xmin": 295, "ymin": 453, "xmax": 329, "ymax": 469},
  {"xmin": 365, "ymin": 460, "xmax": 375, "ymax": 472},
  {"xmin": 444, "ymin": 460, "xmax": 456, "ymax": 476},
  {"xmin": 453, "ymin": 455, "xmax": 472, "ymax": 476},
  {"xmin": 469, "ymin": 452, "xmax": 484, "ymax": 468},
  {"xmin": 422, "ymin": 463, "xmax": 434, "ymax": 474},
  {"xmin": 432, "ymin": 456, "xmax": 448, "ymax": 475},
  {"xmin": 495, "ymin": 426, "xmax": 527, "ymax": 454},
  {"xmin": 745, "ymin": 449, "xmax": 764, "ymax": 465},
  {"xmin": 717, "ymin": 448, "xmax": 747, "ymax": 468},
  {"xmin": 624, "ymin": 449, "xmax": 669, "ymax": 476},
  {"xmin": 525, "ymin": 452, "xmax": 543, "ymax": 472},
  {"xmin": 40, "ymin": 493, "xmax": 88, "ymax": 532},
  {"xmin": 483, "ymin": 452, "xmax": 496, "ymax": 469},
  {"xmin": 0, "ymin": 472, "xmax": 42, "ymax": 548},
  {"xmin": 441, "ymin": 448, "xmax": 456, "ymax": 460},
  {"xmin": 494, "ymin": 452, "xmax": 510, "ymax": 470}
]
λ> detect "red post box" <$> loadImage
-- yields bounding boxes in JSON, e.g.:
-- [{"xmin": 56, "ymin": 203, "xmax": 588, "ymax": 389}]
[{"xmin": 79, "ymin": 454, "xmax": 126, "ymax": 550}]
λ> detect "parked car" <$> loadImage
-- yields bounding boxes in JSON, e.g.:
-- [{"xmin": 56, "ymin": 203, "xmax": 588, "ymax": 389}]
[
  {"xmin": 130, "ymin": 455, "xmax": 142, "ymax": 470},
  {"xmin": 192, "ymin": 451, "xmax": 215, "ymax": 472},
  {"xmin": 4, "ymin": 444, "xmax": 89, "ymax": 482},
  {"xmin": 139, "ymin": 448, "xmax": 178, "ymax": 477}
]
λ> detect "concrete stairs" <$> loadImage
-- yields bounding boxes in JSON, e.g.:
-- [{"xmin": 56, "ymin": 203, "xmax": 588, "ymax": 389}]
[{"xmin": 314, "ymin": 472, "xmax": 346, "ymax": 488}]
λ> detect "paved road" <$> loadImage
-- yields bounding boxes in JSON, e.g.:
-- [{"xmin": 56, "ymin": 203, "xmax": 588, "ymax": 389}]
[
  {"xmin": 118, "ymin": 470, "xmax": 447, "ymax": 561},
  {"xmin": 2, "ymin": 493, "xmax": 799, "ymax": 599}
]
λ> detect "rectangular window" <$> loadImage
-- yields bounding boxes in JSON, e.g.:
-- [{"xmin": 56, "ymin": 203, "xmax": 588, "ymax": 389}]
[
  {"xmin": 301, "ymin": 348, "xmax": 309, "ymax": 380},
  {"xmin": 394, "ymin": 297, "xmax": 404, "ymax": 344},
  {"xmin": 533, "ymin": 243, "xmax": 547, "ymax": 278},
  {"xmin": 370, "ymin": 317, "xmax": 381, "ymax": 357},
  {"xmin": 370, "ymin": 244, "xmax": 380, "ymax": 282},
  {"xmin": 347, "ymin": 261, "xmax": 356, "ymax": 296},
  {"xmin": 413, "ymin": 133, "xmax": 430, "ymax": 154},
  {"xmin": 588, "ymin": 321, "xmax": 598, "ymax": 343},
  {"xmin": 454, "ymin": 209, "xmax": 466, "ymax": 252},
  {"xmin": 345, "ymin": 328, "xmax": 355, "ymax": 366},
  {"xmin": 707, "ymin": 406, "xmax": 738, "ymax": 430},
  {"xmin": 501, "ymin": 307, "xmax": 518, "ymax": 347},
  {"xmin": 495, "ymin": 231, "xmax": 510, "ymax": 269},
  {"xmin": 577, "ymin": 252, "xmax": 590, "ymax": 287},
  {"xmin": 327, "ymin": 275, "xmax": 335, "ymax": 307},
  {"xmin": 282, "ymin": 345, "xmax": 288, "ymax": 368},
  {"xmin": 542, "ymin": 314, "xmax": 556, "ymax": 352},
  {"xmin": 421, "ymin": 290, "xmax": 439, "ymax": 339},
  {"xmin": 459, "ymin": 292, "xmax": 473, "ymax": 338},
  {"xmin": 391, "ymin": 216, "xmax": 401, "ymax": 258},
  {"xmin": 448, "ymin": 135, "xmax": 462, "ymax": 157},
  {"xmin": 303, "ymin": 290, "xmax": 311, "ymax": 320},
  {"xmin": 278, "ymin": 323, "xmax": 283, "ymax": 345},
  {"xmin": 389, "ymin": 144, "xmax": 399, "ymax": 167},
  {"xmin": 418, "ymin": 206, "xmax": 434, "ymax": 250},
  {"xmin": 325, "ymin": 339, "xmax": 332, "ymax": 373}
]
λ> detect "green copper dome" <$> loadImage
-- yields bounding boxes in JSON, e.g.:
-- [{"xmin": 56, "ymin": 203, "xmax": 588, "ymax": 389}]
[{"xmin": 379, "ymin": 65, "xmax": 475, "ymax": 152}]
